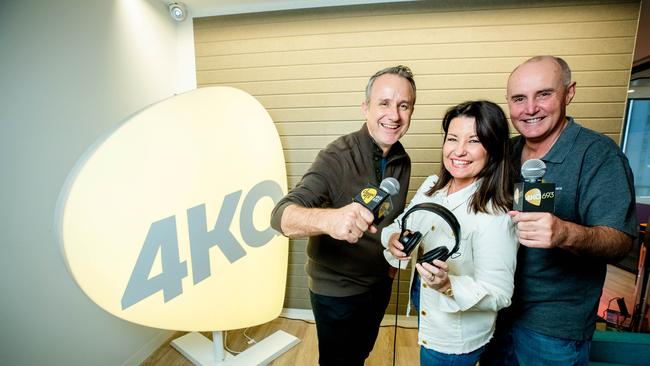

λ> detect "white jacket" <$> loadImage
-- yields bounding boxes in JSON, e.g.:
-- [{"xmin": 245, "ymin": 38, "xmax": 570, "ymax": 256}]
[{"xmin": 381, "ymin": 175, "xmax": 518, "ymax": 354}]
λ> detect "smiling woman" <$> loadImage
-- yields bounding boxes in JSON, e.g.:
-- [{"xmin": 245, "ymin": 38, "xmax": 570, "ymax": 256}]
[
  {"xmin": 442, "ymin": 115, "xmax": 487, "ymax": 192},
  {"xmin": 381, "ymin": 100, "xmax": 517, "ymax": 365}
]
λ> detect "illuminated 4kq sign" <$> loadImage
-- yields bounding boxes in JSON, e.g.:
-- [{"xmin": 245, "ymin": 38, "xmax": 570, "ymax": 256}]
[{"xmin": 55, "ymin": 87, "xmax": 288, "ymax": 331}]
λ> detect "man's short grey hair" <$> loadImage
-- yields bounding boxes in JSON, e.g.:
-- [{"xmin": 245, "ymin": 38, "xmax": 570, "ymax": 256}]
[
  {"xmin": 364, "ymin": 65, "xmax": 416, "ymax": 103},
  {"xmin": 524, "ymin": 55, "xmax": 572, "ymax": 87}
]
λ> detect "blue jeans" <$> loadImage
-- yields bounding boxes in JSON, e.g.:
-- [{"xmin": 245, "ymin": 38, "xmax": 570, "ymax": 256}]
[
  {"xmin": 481, "ymin": 319, "xmax": 591, "ymax": 366},
  {"xmin": 421, "ymin": 344, "xmax": 486, "ymax": 366},
  {"xmin": 411, "ymin": 274, "xmax": 421, "ymax": 312}
]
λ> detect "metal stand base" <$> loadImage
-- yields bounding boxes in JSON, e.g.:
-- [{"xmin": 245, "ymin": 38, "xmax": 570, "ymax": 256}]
[{"xmin": 171, "ymin": 330, "xmax": 299, "ymax": 366}]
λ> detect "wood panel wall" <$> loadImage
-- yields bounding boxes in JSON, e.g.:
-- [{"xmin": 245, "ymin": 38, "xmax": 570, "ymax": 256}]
[{"xmin": 194, "ymin": 0, "xmax": 640, "ymax": 313}]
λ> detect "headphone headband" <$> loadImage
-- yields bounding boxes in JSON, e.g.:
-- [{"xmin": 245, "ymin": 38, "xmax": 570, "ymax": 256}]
[{"xmin": 400, "ymin": 202, "xmax": 461, "ymax": 260}]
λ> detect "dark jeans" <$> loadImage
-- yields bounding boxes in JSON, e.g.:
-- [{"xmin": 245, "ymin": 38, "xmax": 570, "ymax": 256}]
[
  {"xmin": 481, "ymin": 316, "xmax": 591, "ymax": 366},
  {"xmin": 309, "ymin": 278, "xmax": 393, "ymax": 366},
  {"xmin": 421, "ymin": 344, "xmax": 486, "ymax": 366},
  {"xmin": 411, "ymin": 272, "xmax": 421, "ymax": 312}
]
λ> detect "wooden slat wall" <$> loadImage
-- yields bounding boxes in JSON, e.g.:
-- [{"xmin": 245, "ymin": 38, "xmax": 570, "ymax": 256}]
[{"xmin": 194, "ymin": 0, "xmax": 640, "ymax": 313}]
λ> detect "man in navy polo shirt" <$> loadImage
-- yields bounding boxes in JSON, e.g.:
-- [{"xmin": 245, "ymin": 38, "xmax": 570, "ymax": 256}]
[{"xmin": 482, "ymin": 56, "xmax": 637, "ymax": 365}]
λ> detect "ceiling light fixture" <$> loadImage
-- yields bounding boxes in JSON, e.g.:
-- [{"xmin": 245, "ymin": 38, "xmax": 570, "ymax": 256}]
[{"xmin": 168, "ymin": 2, "xmax": 187, "ymax": 22}]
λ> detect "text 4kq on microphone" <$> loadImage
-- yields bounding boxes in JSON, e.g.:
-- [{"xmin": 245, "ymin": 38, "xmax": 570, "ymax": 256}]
[
  {"xmin": 514, "ymin": 159, "xmax": 555, "ymax": 213},
  {"xmin": 354, "ymin": 177, "xmax": 400, "ymax": 224}
]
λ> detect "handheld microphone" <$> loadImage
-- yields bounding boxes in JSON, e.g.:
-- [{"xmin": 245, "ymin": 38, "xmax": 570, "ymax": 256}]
[
  {"xmin": 513, "ymin": 159, "xmax": 555, "ymax": 213},
  {"xmin": 354, "ymin": 177, "xmax": 400, "ymax": 224}
]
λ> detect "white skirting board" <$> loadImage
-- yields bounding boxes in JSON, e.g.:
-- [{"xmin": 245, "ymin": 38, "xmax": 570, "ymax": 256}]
[{"xmin": 124, "ymin": 329, "xmax": 175, "ymax": 366}]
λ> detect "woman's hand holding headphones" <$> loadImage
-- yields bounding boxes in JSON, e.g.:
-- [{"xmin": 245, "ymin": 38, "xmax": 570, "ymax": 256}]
[
  {"xmin": 416, "ymin": 260, "xmax": 450, "ymax": 292},
  {"xmin": 388, "ymin": 232, "xmax": 411, "ymax": 260}
]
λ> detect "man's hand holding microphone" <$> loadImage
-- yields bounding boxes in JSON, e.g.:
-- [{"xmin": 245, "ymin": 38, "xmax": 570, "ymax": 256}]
[
  {"xmin": 508, "ymin": 211, "xmax": 569, "ymax": 249},
  {"xmin": 510, "ymin": 159, "xmax": 630, "ymax": 256},
  {"xmin": 326, "ymin": 202, "xmax": 378, "ymax": 243},
  {"xmin": 279, "ymin": 177, "xmax": 400, "ymax": 243},
  {"xmin": 510, "ymin": 158, "xmax": 566, "ymax": 249},
  {"xmin": 332, "ymin": 177, "xmax": 400, "ymax": 244}
]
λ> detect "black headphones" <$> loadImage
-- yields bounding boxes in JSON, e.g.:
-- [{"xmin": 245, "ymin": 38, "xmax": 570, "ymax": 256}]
[{"xmin": 398, "ymin": 202, "xmax": 461, "ymax": 263}]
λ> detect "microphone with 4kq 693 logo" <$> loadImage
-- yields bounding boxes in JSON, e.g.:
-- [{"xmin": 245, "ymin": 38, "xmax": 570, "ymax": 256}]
[
  {"xmin": 354, "ymin": 177, "xmax": 400, "ymax": 224},
  {"xmin": 513, "ymin": 159, "xmax": 555, "ymax": 213}
]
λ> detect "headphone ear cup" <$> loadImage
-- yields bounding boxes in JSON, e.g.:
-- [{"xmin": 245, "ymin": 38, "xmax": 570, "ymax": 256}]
[
  {"xmin": 401, "ymin": 203, "xmax": 461, "ymax": 261},
  {"xmin": 399, "ymin": 231, "xmax": 422, "ymax": 255},
  {"xmin": 418, "ymin": 246, "xmax": 450, "ymax": 264}
]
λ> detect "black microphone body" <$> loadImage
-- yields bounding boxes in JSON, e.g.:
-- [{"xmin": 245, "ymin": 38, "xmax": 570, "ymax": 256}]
[
  {"xmin": 354, "ymin": 177, "xmax": 399, "ymax": 224},
  {"xmin": 513, "ymin": 182, "xmax": 555, "ymax": 212},
  {"xmin": 514, "ymin": 159, "xmax": 555, "ymax": 213}
]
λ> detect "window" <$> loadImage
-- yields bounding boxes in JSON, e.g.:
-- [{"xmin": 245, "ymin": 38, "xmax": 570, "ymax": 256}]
[{"xmin": 622, "ymin": 79, "xmax": 650, "ymax": 204}]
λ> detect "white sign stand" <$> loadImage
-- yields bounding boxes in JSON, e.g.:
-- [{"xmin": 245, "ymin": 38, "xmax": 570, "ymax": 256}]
[{"xmin": 171, "ymin": 330, "xmax": 300, "ymax": 366}]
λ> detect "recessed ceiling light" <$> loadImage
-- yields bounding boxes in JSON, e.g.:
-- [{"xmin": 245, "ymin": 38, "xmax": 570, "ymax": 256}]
[{"xmin": 168, "ymin": 2, "xmax": 187, "ymax": 22}]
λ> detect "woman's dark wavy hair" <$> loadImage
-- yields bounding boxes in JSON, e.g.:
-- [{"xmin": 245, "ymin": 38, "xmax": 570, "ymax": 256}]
[{"xmin": 425, "ymin": 100, "xmax": 513, "ymax": 214}]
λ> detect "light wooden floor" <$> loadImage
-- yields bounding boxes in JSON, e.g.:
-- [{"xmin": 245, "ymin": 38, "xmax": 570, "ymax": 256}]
[
  {"xmin": 142, "ymin": 265, "xmax": 636, "ymax": 366},
  {"xmin": 142, "ymin": 318, "xmax": 419, "ymax": 366}
]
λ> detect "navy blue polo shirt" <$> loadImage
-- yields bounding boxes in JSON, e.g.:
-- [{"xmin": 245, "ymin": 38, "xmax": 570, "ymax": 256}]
[{"xmin": 510, "ymin": 118, "xmax": 637, "ymax": 340}]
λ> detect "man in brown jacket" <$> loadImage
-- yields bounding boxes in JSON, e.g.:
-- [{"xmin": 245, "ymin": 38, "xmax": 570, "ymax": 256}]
[{"xmin": 271, "ymin": 65, "xmax": 416, "ymax": 365}]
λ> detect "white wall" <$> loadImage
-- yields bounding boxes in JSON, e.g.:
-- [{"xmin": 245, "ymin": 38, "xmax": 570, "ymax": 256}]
[{"xmin": 0, "ymin": 0, "xmax": 195, "ymax": 365}]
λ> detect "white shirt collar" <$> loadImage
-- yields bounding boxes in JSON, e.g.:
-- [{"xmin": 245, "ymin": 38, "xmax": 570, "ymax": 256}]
[{"xmin": 433, "ymin": 179, "xmax": 481, "ymax": 212}]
